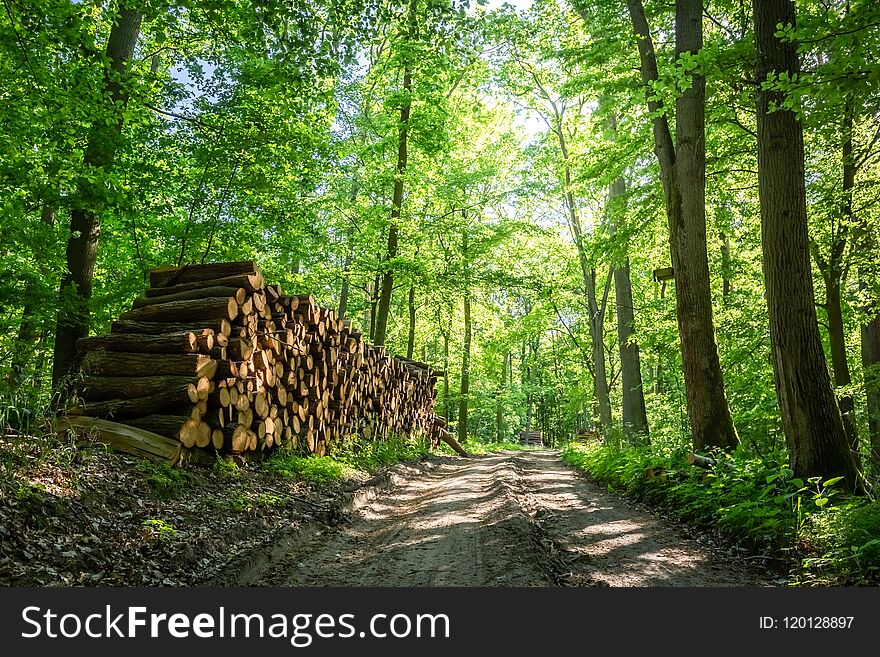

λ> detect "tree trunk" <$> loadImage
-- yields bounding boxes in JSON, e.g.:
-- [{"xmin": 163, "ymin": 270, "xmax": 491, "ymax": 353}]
[
  {"xmin": 825, "ymin": 275, "xmax": 859, "ymax": 451},
  {"xmin": 458, "ymin": 228, "xmax": 471, "ymax": 445},
  {"xmin": 52, "ymin": 6, "xmax": 143, "ymax": 392},
  {"xmin": 374, "ymin": 0, "xmax": 417, "ymax": 347},
  {"xmin": 553, "ymin": 120, "xmax": 612, "ymax": 431},
  {"xmin": 443, "ymin": 326, "xmax": 450, "ymax": 422},
  {"xmin": 844, "ymin": 101, "xmax": 880, "ymax": 469},
  {"xmin": 754, "ymin": 0, "xmax": 860, "ymax": 491},
  {"xmin": 627, "ymin": 0, "xmax": 738, "ymax": 451},
  {"xmin": 861, "ymin": 294, "xmax": 880, "ymax": 470},
  {"xmin": 338, "ymin": 183, "xmax": 358, "ymax": 319},
  {"xmin": 406, "ymin": 285, "xmax": 416, "ymax": 359},
  {"xmin": 615, "ymin": 257, "xmax": 649, "ymax": 440},
  {"xmin": 496, "ymin": 349, "xmax": 507, "ymax": 443},
  {"xmin": 606, "ymin": 159, "xmax": 649, "ymax": 441}
]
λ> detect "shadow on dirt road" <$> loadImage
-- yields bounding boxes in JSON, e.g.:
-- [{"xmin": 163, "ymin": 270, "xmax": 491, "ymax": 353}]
[{"xmin": 227, "ymin": 450, "xmax": 774, "ymax": 587}]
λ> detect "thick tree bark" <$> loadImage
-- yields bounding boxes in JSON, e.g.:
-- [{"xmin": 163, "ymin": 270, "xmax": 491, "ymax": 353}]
[
  {"xmin": 52, "ymin": 6, "xmax": 143, "ymax": 392},
  {"xmin": 754, "ymin": 0, "xmax": 860, "ymax": 491},
  {"xmin": 627, "ymin": 0, "xmax": 738, "ymax": 451}
]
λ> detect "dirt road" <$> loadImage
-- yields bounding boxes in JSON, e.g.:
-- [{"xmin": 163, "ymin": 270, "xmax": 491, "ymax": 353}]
[{"xmin": 234, "ymin": 450, "xmax": 773, "ymax": 587}]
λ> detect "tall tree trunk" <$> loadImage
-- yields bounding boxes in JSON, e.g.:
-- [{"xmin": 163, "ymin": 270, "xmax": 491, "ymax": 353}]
[
  {"xmin": 612, "ymin": 178, "xmax": 649, "ymax": 441},
  {"xmin": 406, "ymin": 285, "xmax": 416, "ymax": 359},
  {"xmin": 52, "ymin": 6, "xmax": 142, "ymax": 392},
  {"xmin": 811, "ymin": 98, "xmax": 858, "ymax": 454},
  {"xmin": 368, "ymin": 274, "xmax": 379, "ymax": 341},
  {"xmin": 604, "ymin": 124, "xmax": 649, "ymax": 440},
  {"xmin": 338, "ymin": 172, "xmax": 356, "ymax": 319},
  {"xmin": 627, "ymin": 0, "xmax": 738, "ymax": 451},
  {"xmin": 338, "ymin": 261, "xmax": 351, "ymax": 319},
  {"xmin": 496, "ymin": 349, "xmax": 508, "ymax": 443},
  {"xmin": 443, "ymin": 328, "xmax": 450, "ymax": 421},
  {"xmin": 754, "ymin": 0, "xmax": 860, "ymax": 491},
  {"xmin": 374, "ymin": 0, "xmax": 417, "ymax": 347},
  {"xmin": 553, "ymin": 122, "xmax": 612, "ymax": 431},
  {"xmin": 861, "ymin": 288, "xmax": 880, "ymax": 470},
  {"xmin": 844, "ymin": 103, "xmax": 880, "ymax": 469},
  {"xmin": 458, "ymin": 228, "xmax": 471, "ymax": 444},
  {"xmin": 824, "ymin": 275, "xmax": 859, "ymax": 451}
]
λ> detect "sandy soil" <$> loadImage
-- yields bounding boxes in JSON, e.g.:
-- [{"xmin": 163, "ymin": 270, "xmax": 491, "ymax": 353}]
[{"xmin": 237, "ymin": 450, "xmax": 775, "ymax": 587}]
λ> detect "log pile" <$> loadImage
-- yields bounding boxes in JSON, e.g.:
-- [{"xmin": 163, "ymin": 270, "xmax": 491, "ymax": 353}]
[
  {"xmin": 519, "ymin": 429, "xmax": 543, "ymax": 446},
  {"xmin": 70, "ymin": 261, "xmax": 439, "ymax": 457}
]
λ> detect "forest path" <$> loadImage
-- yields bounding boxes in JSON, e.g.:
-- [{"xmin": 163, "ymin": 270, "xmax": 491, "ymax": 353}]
[{"xmin": 234, "ymin": 450, "xmax": 771, "ymax": 587}]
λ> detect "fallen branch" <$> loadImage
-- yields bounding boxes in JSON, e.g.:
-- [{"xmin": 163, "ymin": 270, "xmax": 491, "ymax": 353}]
[{"xmin": 440, "ymin": 429, "xmax": 469, "ymax": 457}]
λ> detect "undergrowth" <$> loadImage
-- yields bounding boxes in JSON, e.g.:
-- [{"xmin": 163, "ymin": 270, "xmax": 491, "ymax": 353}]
[
  {"xmin": 464, "ymin": 440, "xmax": 529, "ymax": 454},
  {"xmin": 561, "ymin": 441, "xmax": 880, "ymax": 586},
  {"xmin": 263, "ymin": 434, "xmax": 430, "ymax": 485}
]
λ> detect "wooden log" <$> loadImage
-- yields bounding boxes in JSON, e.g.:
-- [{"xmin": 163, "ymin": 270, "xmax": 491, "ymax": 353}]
[
  {"xmin": 68, "ymin": 385, "xmax": 201, "ymax": 420},
  {"xmin": 439, "ymin": 429, "xmax": 468, "ymax": 457},
  {"xmin": 133, "ymin": 286, "xmax": 247, "ymax": 308},
  {"xmin": 150, "ymin": 261, "xmax": 260, "ymax": 288},
  {"xmin": 77, "ymin": 331, "xmax": 199, "ymax": 355},
  {"xmin": 55, "ymin": 416, "xmax": 182, "ymax": 465},
  {"xmin": 81, "ymin": 352, "xmax": 217, "ymax": 378},
  {"xmin": 178, "ymin": 418, "xmax": 202, "ymax": 448},
  {"xmin": 111, "ymin": 319, "xmax": 230, "ymax": 337},
  {"xmin": 145, "ymin": 272, "xmax": 264, "ymax": 296},
  {"xmin": 120, "ymin": 297, "xmax": 239, "ymax": 323},
  {"xmin": 126, "ymin": 414, "xmax": 194, "ymax": 440},
  {"xmin": 77, "ymin": 375, "xmax": 205, "ymax": 402}
]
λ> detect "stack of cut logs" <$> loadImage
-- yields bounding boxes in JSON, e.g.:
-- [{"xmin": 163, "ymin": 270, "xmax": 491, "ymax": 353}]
[
  {"xmin": 70, "ymin": 261, "xmax": 439, "ymax": 457},
  {"xmin": 519, "ymin": 429, "xmax": 543, "ymax": 446}
]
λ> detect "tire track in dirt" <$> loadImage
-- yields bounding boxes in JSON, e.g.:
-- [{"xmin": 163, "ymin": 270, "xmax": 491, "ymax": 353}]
[{"xmin": 234, "ymin": 450, "xmax": 772, "ymax": 587}]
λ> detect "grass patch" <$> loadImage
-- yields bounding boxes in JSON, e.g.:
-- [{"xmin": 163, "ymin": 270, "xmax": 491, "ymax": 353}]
[
  {"xmin": 263, "ymin": 454, "xmax": 356, "ymax": 484},
  {"xmin": 133, "ymin": 460, "xmax": 191, "ymax": 499},
  {"xmin": 561, "ymin": 441, "xmax": 880, "ymax": 585},
  {"xmin": 263, "ymin": 434, "xmax": 430, "ymax": 485},
  {"xmin": 463, "ymin": 440, "xmax": 530, "ymax": 454}
]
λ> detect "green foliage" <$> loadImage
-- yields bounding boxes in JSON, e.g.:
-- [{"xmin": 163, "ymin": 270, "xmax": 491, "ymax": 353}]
[
  {"xmin": 264, "ymin": 434, "xmax": 430, "ymax": 484},
  {"xmin": 142, "ymin": 518, "xmax": 178, "ymax": 542},
  {"xmin": 562, "ymin": 441, "xmax": 880, "ymax": 584},
  {"xmin": 133, "ymin": 461, "xmax": 191, "ymax": 499},
  {"xmin": 211, "ymin": 455, "xmax": 240, "ymax": 478},
  {"xmin": 465, "ymin": 440, "xmax": 529, "ymax": 454},
  {"xmin": 263, "ymin": 453, "xmax": 356, "ymax": 485},
  {"xmin": 797, "ymin": 501, "xmax": 880, "ymax": 585}
]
